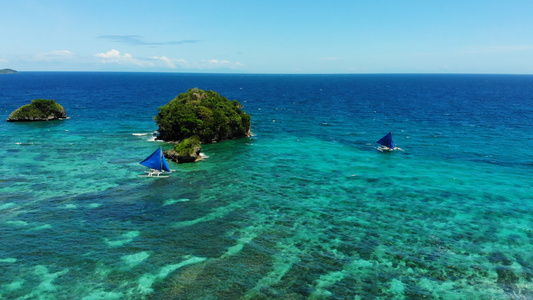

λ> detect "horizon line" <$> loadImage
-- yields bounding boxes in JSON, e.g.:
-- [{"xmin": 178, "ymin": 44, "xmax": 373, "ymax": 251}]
[{"xmin": 3, "ymin": 70, "xmax": 533, "ymax": 76}]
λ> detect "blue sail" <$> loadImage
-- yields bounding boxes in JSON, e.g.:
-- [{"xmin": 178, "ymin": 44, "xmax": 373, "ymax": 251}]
[
  {"xmin": 139, "ymin": 147, "xmax": 171, "ymax": 172},
  {"xmin": 376, "ymin": 132, "xmax": 394, "ymax": 149}
]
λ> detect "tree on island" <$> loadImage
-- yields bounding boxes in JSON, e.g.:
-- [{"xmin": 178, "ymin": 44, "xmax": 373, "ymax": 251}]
[
  {"xmin": 155, "ymin": 88, "xmax": 251, "ymax": 163},
  {"xmin": 7, "ymin": 99, "xmax": 67, "ymax": 122}
]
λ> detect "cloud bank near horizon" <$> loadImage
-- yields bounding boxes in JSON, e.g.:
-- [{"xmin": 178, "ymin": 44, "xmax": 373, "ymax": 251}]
[
  {"xmin": 94, "ymin": 49, "xmax": 244, "ymax": 70},
  {"xmin": 98, "ymin": 35, "xmax": 201, "ymax": 46}
]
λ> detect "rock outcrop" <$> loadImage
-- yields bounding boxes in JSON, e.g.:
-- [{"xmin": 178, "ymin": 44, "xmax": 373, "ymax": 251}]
[
  {"xmin": 7, "ymin": 99, "xmax": 67, "ymax": 122},
  {"xmin": 164, "ymin": 136, "xmax": 203, "ymax": 163}
]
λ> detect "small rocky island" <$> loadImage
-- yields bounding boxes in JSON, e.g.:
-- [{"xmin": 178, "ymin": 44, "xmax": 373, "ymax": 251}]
[
  {"xmin": 164, "ymin": 135, "xmax": 203, "ymax": 163},
  {"xmin": 7, "ymin": 99, "xmax": 67, "ymax": 122},
  {"xmin": 0, "ymin": 68, "xmax": 18, "ymax": 74},
  {"xmin": 155, "ymin": 88, "xmax": 251, "ymax": 163}
]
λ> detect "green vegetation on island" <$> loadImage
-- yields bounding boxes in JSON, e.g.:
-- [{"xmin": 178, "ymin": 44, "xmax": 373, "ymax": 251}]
[
  {"xmin": 173, "ymin": 135, "xmax": 201, "ymax": 154},
  {"xmin": 0, "ymin": 68, "xmax": 18, "ymax": 74},
  {"xmin": 155, "ymin": 88, "xmax": 251, "ymax": 163},
  {"xmin": 156, "ymin": 88, "xmax": 251, "ymax": 143},
  {"xmin": 7, "ymin": 99, "xmax": 67, "ymax": 122}
]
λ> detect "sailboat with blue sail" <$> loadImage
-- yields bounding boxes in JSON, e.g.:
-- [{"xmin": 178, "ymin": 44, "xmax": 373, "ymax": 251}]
[
  {"xmin": 139, "ymin": 147, "xmax": 172, "ymax": 177},
  {"xmin": 376, "ymin": 132, "xmax": 403, "ymax": 152}
]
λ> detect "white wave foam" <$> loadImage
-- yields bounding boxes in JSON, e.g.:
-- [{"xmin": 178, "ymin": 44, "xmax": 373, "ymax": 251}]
[{"xmin": 132, "ymin": 132, "xmax": 158, "ymax": 142}]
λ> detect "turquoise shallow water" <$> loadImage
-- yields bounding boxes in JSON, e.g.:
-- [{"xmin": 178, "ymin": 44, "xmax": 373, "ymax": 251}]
[{"xmin": 0, "ymin": 73, "xmax": 532, "ymax": 299}]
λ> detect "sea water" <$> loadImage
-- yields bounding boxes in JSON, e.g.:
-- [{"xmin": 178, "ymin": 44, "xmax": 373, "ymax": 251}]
[{"xmin": 0, "ymin": 73, "xmax": 531, "ymax": 299}]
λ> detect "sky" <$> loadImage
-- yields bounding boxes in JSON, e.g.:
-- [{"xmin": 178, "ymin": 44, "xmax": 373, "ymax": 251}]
[{"xmin": 1, "ymin": 0, "xmax": 533, "ymax": 74}]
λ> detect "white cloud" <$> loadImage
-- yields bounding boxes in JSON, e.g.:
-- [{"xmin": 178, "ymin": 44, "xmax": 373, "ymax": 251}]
[
  {"xmin": 95, "ymin": 49, "xmax": 121, "ymax": 59},
  {"xmin": 199, "ymin": 59, "xmax": 244, "ymax": 69},
  {"xmin": 149, "ymin": 56, "xmax": 243, "ymax": 70},
  {"xmin": 205, "ymin": 59, "xmax": 230, "ymax": 64},
  {"xmin": 48, "ymin": 50, "xmax": 74, "ymax": 56},
  {"xmin": 94, "ymin": 49, "xmax": 153, "ymax": 67},
  {"xmin": 93, "ymin": 49, "xmax": 244, "ymax": 70},
  {"xmin": 29, "ymin": 50, "xmax": 75, "ymax": 62},
  {"xmin": 0, "ymin": 58, "xmax": 8, "ymax": 63},
  {"xmin": 151, "ymin": 56, "xmax": 187, "ymax": 68}
]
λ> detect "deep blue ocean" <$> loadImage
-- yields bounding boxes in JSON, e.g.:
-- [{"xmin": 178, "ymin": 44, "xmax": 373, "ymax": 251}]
[{"xmin": 0, "ymin": 72, "xmax": 532, "ymax": 299}]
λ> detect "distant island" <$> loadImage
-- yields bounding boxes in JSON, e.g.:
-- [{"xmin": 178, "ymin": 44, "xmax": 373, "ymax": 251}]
[
  {"xmin": 155, "ymin": 88, "xmax": 251, "ymax": 163},
  {"xmin": 0, "ymin": 68, "xmax": 18, "ymax": 74},
  {"xmin": 7, "ymin": 99, "xmax": 67, "ymax": 122}
]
